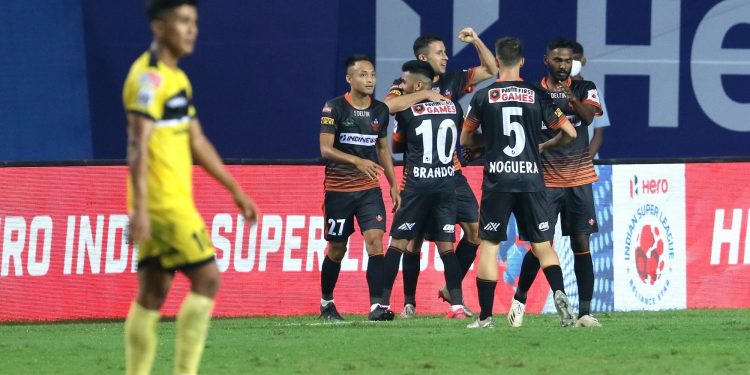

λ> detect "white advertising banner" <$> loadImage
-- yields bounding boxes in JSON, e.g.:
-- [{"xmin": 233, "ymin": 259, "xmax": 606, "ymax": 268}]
[{"xmin": 612, "ymin": 164, "xmax": 686, "ymax": 311}]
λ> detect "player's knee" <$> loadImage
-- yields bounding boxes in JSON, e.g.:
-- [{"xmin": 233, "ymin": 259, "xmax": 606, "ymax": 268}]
[
  {"xmin": 327, "ymin": 242, "xmax": 347, "ymax": 261},
  {"xmin": 138, "ymin": 286, "xmax": 169, "ymax": 310},
  {"xmin": 192, "ymin": 272, "xmax": 221, "ymax": 298},
  {"xmin": 461, "ymin": 222, "xmax": 480, "ymax": 245},
  {"xmin": 570, "ymin": 234, "xmax": 590, "ymax": 254}
]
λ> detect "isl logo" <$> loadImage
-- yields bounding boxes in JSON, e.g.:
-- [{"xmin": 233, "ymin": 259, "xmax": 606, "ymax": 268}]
[{"xmin": 623, "ymin": 203, "xmax": 675, "ymax": 306}]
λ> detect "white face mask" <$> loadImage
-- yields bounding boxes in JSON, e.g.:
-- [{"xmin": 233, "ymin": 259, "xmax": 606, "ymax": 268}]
[{"xmin": 571, "ymin": 60, "xmax": 582, "ymax": 77}]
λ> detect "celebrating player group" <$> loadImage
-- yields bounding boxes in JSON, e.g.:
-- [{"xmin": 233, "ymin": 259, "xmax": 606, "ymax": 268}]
[{"xmin": 318, "ymin": 30, "xmax": 603, "ymax": 329}]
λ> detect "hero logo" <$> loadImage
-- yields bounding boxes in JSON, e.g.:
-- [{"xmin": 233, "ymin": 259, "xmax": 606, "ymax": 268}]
[
  {"xmin": 710, "ymin": 208, "xmax": 750, "ymax": 265},
  {"xmin": 339, "ymin": 133, "xmax": 377, "ymax": 146},
  {"xmin": 629, "ymin": 175, "xmax": 669, "ymax": 198},
  {"xmin": 623, "ymin": 203, "xmax": 676, "ymax": 306}
]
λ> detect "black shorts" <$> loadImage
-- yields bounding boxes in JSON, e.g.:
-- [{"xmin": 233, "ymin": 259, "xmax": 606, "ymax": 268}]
[
  {"xmin": 391, "ymin": 188, "xmax": 456, "ymax": 242},
  {"xmin": 455, "ymin": 173, "xmax": 479, "ymax": 224},
  {"xmin": 479, "ymin": 191, "xmax": 552, "ymax": 243},
  {"xmin": 546, "ymin": 184, "xmax": 599, "ymax": 237},
  {"xmin": 324, "ymin": 188, "xmax": 386, "ymax": 242}
]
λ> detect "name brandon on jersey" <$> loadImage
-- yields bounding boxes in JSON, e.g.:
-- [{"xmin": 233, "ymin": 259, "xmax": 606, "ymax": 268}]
[
  {"xmin": 489, "ymin": 86, "xmax": 535, "ymax": 104},
  {"xmin": 411, "ymin": 102, "xmax": 457, "ymax": 116},
  {"xmin": 412, "ymin": 165, "xmax": 455, "ymax": 179},
  {"xmin": 488, "ymin": 160, "xmax": 539, "ymax": 174},
  {"xmin": 339, "ymin": 133, "xmax": 377, "ymax": 146}
]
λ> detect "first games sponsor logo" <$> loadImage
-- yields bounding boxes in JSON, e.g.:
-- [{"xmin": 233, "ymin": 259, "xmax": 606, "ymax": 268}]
[
  {"xmin": 623, "ymin": 203, "xmax": 676, "ymax": 306},
  {"xmin": 489, "ymin": 87, "xmax": 535, "ymax": 104},
  {"xmin": 339, "ymin": 133, "xmax": 377, "ymax": 146},
  {"xmin": 411, "ymin": 102, "xmax": 457, "ymax": 116},
  {"xmin": 412, "ymin": 165, "xmax": 455, "ymax": 179},
  {"xmin": 488, "ymin": 160, "xmax": 539, "ymax": 174}
]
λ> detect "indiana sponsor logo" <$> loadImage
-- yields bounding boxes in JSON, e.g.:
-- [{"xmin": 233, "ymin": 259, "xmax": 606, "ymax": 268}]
[
  {"xmin": 339, "ymin": 133, "xmax": 377, "ymax": 146},
  {"xmin": 488, "ymin": 86, "xmax": 535, "ymax": 104},
  {"xmin": 623, "ymin": 203, "xmax": 676, "ymax": 306}
]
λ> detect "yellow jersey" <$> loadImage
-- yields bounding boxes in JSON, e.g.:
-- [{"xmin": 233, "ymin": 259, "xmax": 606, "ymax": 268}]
[{"xmin": 123, "ymin": 51, "xmax": 197, "ymax": 215}]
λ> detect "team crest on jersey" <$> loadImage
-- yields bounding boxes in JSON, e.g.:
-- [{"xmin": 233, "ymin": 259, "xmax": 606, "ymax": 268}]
[
  {"xmin": 587, "ymin": 89, "xmax": 601, "ymax": 105},
  {"xmin": 139, "ymin": 71, "xmax": 162, "ymax": 88},
  {"xmin": 489, "ymin": 87, "xmax": 535, "ymax": 104},
  {"xmin": 411, "ymin": 101, "xmax": 457, "ymax": 116},
  {"xmin": 443, "ymin": 89, "xmax": 452, "ymax": 99},
  {"xmin": 371, "ymin": 118, "xmax": 381, "ymax": 132}
]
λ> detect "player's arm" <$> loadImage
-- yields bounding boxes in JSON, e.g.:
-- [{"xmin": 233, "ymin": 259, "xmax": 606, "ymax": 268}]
[
  {"xmin": 391, "ymin": 115, "xmax": 406, "ymax": 154},
  {"xmin": 559, "ymin": 82, "xmax": 602, "ymax": 126},
  {"xmin": 319, "ymin": 133, "xmax": 383, "ymax": 179},
  {"xmin": 458, "ymin": 27, "xmax": 498, "ymax": 85},
  {"xmin": 460, "ymin": 116, "xmax": 484, "ymax": 158},
  {"xmin": 376, "ymin": 138, "xmax": 401, "ymax": 212},
  {"xmin": 126, "ymin": 114, "xmax": 154, "ymax": 242},
  {"xmin": 384, "ymin": 89, "xmax": 450, "ymax": 114},
  {"xmin": 189, "ymin": 119, "xmax": 258, "ymax": 223},
  {"xmin": 539, "ymin": 118, "xmax": 577, "ymax": 154},
  {"xmin": 589, "ymin": 126, "xmax": 604, "ymax": 158}
]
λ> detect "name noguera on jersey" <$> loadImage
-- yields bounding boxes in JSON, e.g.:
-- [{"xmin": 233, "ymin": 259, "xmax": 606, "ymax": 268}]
[
  {"xmin": 488, "ymin": 160, "xmax": 539, "ymax": 174},
  {"xmin": 339, "ymin": 133, "xmax": 377, "ymax": 146}
]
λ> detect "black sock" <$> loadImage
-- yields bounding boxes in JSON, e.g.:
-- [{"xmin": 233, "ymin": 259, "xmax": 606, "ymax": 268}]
[
  {"xmin": 366, "ymin": 254, "xmax": 385, "ymax": 305},
  {"xmin": 455, "ymin": 238, "xmax": 479, "ymax": 281},
  {"xmin": 542, "ymin": 265, "xmax": 565, "ymax": 295},
  {"xmin": 476, "ymin": 278, "xmax": 497, "ymax": 320},
  {"xmin": 574, "ymin": 252, "xmax": 594, "ymax": 317},
  {"xmin": 321, "ymin": 256, "xmax": 341, "ymax": 301},
  {"xmin": 402, "ymin": 251, "xmax": 420, "ymax": 307},
  {"xmin": 439, "ymin": 251, "xmax": 463, "ymax": 305},
  {"xmin": 514, "ymin": 251, "xmax": 540, "ymax": 304},
  {"xmin": 381, "ymin": 246, "xmax": 403, "ymax": 306}
]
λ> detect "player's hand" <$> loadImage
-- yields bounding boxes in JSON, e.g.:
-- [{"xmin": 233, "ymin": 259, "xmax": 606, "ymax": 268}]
[
  {"xmin": 233, "ymin": 191, "xmax": 259, "ymax": 225},
  {"xmin": 128, "ymin": 209, "xmax": 151, "ymax": 244},
  {"xmin": 390, "ymin": 186, "xmax": 402, "ymax": 213},
  {"xmin": 458, "ymin": 27, "xmax": 478, "ymax": 43},
  {"xmin": 461, "ymin": 146, "xmax": 484, "ymax": 164},
  {"xmin": 557, "ymin": 82, "xmax": 579, "ymax": 104},
  {"xmin": 538, "ymin": 143, "xmax": 546, "ymax": 154},
  {"xmin": 355, "ymin": 158, "xmax": 383, "ymax": 180},
  {"xmin": 424, "ymin": 90, "xmax": 451, "ymax": 103}
]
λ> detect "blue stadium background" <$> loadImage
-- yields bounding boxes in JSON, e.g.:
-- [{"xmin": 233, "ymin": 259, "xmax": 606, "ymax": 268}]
[{"xmin": 1, "ymin": 0, "xmax": 748, "ymax": 162}]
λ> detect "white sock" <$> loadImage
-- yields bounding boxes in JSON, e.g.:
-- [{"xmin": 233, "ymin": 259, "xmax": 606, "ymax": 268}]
[
  {"xmin": 321, "ymin": 299, "xmax": 334, "ymax": 307},
  {"xmin": 451, "ymin": 304, "xmax": 464, "ymax": 312}
]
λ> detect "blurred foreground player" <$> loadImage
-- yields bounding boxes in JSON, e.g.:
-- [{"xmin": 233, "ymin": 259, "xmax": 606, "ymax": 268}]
[
  {"xmin": 123, "ymin": 1, "xmax": 258, "ymax": 374},
  {"xmin": 318, "ymin": 54, "xmax": 401, "ymax": 321},
  {"xmin": 461, "ymin": 37, "xmax": 577, "ymax": 328}
]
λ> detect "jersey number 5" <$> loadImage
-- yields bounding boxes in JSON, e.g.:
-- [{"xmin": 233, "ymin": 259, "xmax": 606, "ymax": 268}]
[
  {"xmin": 415, "ymin": 119, "xmax": 457, "ymax": 164},
  {"xmin": 502, "ymin": 107, "xmax": 526, "ymax": 157}
]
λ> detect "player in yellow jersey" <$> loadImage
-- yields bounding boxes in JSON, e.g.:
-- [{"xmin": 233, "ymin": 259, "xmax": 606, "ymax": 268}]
[{"xmin": 122, "ymin": 1, "xmax": 258, "ymax": 374}]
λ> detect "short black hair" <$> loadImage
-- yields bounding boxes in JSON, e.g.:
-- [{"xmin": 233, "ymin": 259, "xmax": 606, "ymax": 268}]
[
  {"xmin": 546, "ymin": 37, "xmax": 575, "ymax": 53},
  {"xmin": 401, "ymin": 60, "xmax": 435, "ymax": 82},
  {"xmin": 571, "ymin": 40, "xmax": 584, "ymax": 56},
  {"xmin": 413, "ymin": 35, "xmax": 444, "ymax": 58},
  {"xmin": 345, "ymin": 54, "xmax": 375, "ymax": 70},
  {"xmin": 147, "ymin": 0, "xmax": 197, "ymax": 21},
  {"xmin": 495, "ymin": 37, "xmax": 524, "ymax": 66}
]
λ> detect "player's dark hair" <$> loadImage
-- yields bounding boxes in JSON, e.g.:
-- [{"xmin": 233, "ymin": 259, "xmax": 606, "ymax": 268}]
[
  {"xmin": 344, "ymin": 54, "xmax": 375, "ymax": 70},
  {"xmin": 147, "ymin": 0, "xmax": 197, "ymax": 21},
  {"xmin": 413, "ymin": 35, "xmax": 444, "ymax": 58},
  {"xmin": 571, "ymin": 40, "xmax": 584, "ymax": 56},
  {"xmin": 401, "ymin": 60, "xmax": 435, "ymax": 82},
  {"xmin": 546, "ymin": 37, "xmax": 575, "ymax": 53},
  {"xmin": 495, "ymin": 37, "xmax": 523, "ymax": 66}
]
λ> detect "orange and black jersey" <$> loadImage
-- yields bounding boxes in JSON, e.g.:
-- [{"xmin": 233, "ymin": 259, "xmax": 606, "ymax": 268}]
[
  {"xmin": 393, "ymin": 100, "xmax": 463, "ymax": 192},
  {"xmin": 386, "ymin": 68, "xmax": 477, "ymax": 103},
  {"xmin": 320, "ymin": 93, "xmax": 390, "ymax": 192},
  {"xmin": 464, "ymin": 80, "xmax": 569, "ymax": 193},
  {"xmin": 539, "ymin": 77, "xmax": 603, "ymax": 187}
]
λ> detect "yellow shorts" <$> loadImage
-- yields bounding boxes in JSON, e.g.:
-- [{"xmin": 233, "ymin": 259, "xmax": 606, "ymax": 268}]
[{"xmin": 137, "ymin": 210, "xmax": 215, "ymax": 270}]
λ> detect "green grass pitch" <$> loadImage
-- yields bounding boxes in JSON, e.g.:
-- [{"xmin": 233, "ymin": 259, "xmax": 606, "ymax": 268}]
[{"xmin": 1, "ymin": 309, "xmax": 749, "ymax": 374}]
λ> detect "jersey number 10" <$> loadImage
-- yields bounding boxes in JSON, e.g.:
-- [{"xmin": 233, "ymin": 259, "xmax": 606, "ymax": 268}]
[{"xmin": 415, "ymin": 119, "xmax": 457, "ymax": 164}]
